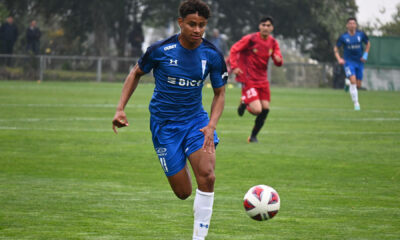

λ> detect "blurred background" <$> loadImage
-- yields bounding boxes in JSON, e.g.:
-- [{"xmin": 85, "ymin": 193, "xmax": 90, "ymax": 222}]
[{"xmin": 0, "ymin": 0, "xmax": 399, "ymax": 90}]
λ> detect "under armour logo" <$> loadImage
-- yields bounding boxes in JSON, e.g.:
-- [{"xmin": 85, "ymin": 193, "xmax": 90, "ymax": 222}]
[
  {"xmin": 170, "ymin": 59, "xmax": 178, "ymax": 65},
  {"xmin": 199, "ymin": 223, "xmax": 209, "ymax": 228}
]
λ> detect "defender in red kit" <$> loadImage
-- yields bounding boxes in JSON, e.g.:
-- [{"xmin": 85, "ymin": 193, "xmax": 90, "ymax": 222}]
[{"xmin": 229, "ymin": 16, "xmax": 283, "ymax": 143}]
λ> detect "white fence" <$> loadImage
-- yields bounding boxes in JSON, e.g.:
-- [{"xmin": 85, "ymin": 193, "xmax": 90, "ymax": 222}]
[{"xmin": 4, "ymin": 54, "xmax": 398, "ymax": 90}]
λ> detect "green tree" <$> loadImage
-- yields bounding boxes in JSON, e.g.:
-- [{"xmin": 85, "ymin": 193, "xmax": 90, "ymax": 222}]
[
  {"xmin": 208, "ymin": 0, "xmax": 357, "ymax": 62},
  {"xmin": 380, "ymin": 4, "xmax": 400, "ymax": 36},
  {"xmin": 0, "ymin": 2, "xmax": 9, "ymax": 21}
]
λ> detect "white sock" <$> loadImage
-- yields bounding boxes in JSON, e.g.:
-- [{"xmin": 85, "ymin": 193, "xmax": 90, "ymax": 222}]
[
  {"xmin": 349, "ymin": 84, "xmax": 359, "ymax": 106},
  {"xmin": 193, "ymin": 189, "xmax": 214, "ymax": 240}
]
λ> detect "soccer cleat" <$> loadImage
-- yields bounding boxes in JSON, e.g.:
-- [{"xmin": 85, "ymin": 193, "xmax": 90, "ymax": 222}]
[
  {"xmin": 237, "ymin": 103, "xmax": 246, "ymax": 117},
  {"xmin": 354, "ymin": 104, "xmax": 361, "ymax": 111},
  {"xmin": 247, "ymin": 136, "xmax": 258, "ymax": 143}
]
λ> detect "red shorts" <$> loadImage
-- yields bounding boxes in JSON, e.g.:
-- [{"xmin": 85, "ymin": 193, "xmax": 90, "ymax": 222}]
[{"xmin": 241, "ymin": 85, "xmax": 270, "ymax": 104}]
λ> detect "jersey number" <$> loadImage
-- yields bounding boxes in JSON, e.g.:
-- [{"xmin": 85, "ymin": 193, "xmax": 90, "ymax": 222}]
[{"xmin": 246, "ymin": 88, "xmax": 258, "ymax": 99}]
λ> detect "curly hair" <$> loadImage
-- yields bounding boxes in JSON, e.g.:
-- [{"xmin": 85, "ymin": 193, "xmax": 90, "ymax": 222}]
[{"xmin": 179, "ymin": 0, "xmax": 210, "ymax": 19}]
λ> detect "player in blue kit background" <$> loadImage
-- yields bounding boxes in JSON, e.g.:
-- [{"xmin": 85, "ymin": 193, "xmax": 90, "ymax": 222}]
[
  {"xmin": 334, "ymin": 17, "xmax": 370, "ymax": 111},
  {"xmin": 112, "ymin": 1, "xmax": 227, "ymax": 239}
]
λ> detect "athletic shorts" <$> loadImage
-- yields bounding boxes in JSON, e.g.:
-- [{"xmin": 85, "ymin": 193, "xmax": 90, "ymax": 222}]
[
  {"xmin": 241, "ymin": 84, "xmax": 270, "ymax": 104},
  {"xmin": 150, "ymin": 112, "xmax": 219, "ymax": 177},
  {"xmin": 344, "ymin": 60, "xmax": 364, "ymax": 80}
]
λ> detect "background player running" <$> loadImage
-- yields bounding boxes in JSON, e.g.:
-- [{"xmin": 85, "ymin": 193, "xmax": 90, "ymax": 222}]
[
  {"xmin": 229, "ymin": 16, "xmax": 283, "ymax": 143},
  {"xmin": 112, "ymin": 1, "xmax": 227, "ymax": 239},
  {"xmin": 334, "ymin": 17, "xmax": 370, "ymax": 111}
]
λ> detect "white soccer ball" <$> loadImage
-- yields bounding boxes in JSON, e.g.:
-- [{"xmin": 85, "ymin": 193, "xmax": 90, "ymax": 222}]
[{"xmin": 243, "ymin": 185, "xmax": 280, "ymax": 221}]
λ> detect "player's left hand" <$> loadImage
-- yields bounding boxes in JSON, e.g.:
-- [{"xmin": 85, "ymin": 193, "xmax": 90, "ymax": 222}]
[
  {"xmin": 200, "ymin": 125, "xmax": 216, "ymax": 154},
  {"xmin": 273, "ymin": 54, "xmax": 282, "ymax": 63}
]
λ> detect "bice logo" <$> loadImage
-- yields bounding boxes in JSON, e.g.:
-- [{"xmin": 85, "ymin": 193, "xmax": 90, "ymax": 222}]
[{"xmin": 170, "ymin": 59, "xmax": 178, "ymax": 66}]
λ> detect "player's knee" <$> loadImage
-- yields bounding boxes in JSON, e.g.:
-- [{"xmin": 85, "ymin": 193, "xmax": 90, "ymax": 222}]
[
  {"xmin": 174, "ymin": 189, "xmax": 192, "ymax": 200},
  {"xmin": 198, "ymin": 171, "xmax": 215, "ymax": 190},
  {"xmin": 249, "ymin": 107, "xmax": 262, "ymax": 115}
]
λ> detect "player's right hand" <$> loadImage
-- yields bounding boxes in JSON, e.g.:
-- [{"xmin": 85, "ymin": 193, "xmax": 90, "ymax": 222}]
[
  {"xmin": 112, "ymin": 110, "xmax": 129, "ymax": 134},
  {"xmin": 233, "ymin": 68, "xmax": 243, "ymax": 76},
  {"xmin": 338, "ymin": 58, "xmax": 345, "ymax": 65}
]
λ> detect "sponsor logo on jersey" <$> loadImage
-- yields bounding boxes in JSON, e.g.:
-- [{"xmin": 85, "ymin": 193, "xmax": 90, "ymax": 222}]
[
  {"xmin": 170, "ymin": 59, "xmax": 178, "ymax": 66},
  {"xmin": 167, "ymin": 76, "xmax": 204, "ymax": 87},
  {"xmin": 357, "ymin": 36, "xmax": 361, "ymax": 42},
  {"xmin": 347, "ymin": 45, "xmax": 361, "ymax": 50},
  {"xmin": 164, "ymin": 44, "xmax": 176, "ymax": 51},
  {"xmin": 167, "ymin": 77, "xmax": 177, "ymax": 85}
]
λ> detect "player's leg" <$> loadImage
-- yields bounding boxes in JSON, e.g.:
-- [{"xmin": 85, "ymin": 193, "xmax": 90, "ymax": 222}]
[
  {"xmin": 349, "ymin": 75, "xmax": 360, "ymax": 110},
  {"xmin": 356, "ymin": 62, "xmax": 366, "ymax": 90},
  {"xmin": 247, "ymin": 100, "xmax": 262, "ymax": 116},
  {"xmin": 249, "ymin": 100, "xmax": 270, "ymax": 142},
  {"xmin": 344, "ymin": 63, "xmax": 360, "ymax": 110},
  {"xmin": 357, "ymin": 79, "xmax": 362, "ymax": 89},
  {"xmin": 185, "ymin": 114, "xmax": 218, "ymax": 240},
  {"xmin": 239, "ymin": 87, "xmax": 262, "ymax": 116},
  {"xmin": 249, "ymin": 86, "xmax": 271, "ymax": 142},
  {"xmin": 167, "ymin": 165, "xmax": 193, "ymax": 199},
  {"xmin": 188, "ymin": 149, "xmax": 215, "ymax": 240},
  {"xmin": 237, "ymin": 89, "xmax": 247, "ymax": 116},
  {"xmin": 151, "ymin": 118, "xmax": 193, "ymax": 199}
]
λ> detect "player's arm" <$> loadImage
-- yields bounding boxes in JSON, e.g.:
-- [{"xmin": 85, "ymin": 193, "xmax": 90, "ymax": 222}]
[
  {"xmin": 334, "ymin": 35, "xmax": 345, "ymax": 64},
  {"xmin": 112, "ymin": 64, "xmax": 145, "ymax": 134},
  {"xmin": 229, "ymin": 35, "xmax": 252, "ymax": 75},
  {"xmin": 334, "ymin": 46, "xmax": 345, "ymax": 65},
  {"xmin": 272, "ymin": 40, "xmax": 283, "ymax": 66},
  {"xmin": 361, "ymin": 41, "xmax": 371, "ymax": 63},
  {"xmin": 200, "ymin": 85, "xmax": 225, "ymax": 153}
]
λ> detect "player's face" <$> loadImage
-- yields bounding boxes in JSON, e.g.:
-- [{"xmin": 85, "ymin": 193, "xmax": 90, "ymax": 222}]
[
  {"xmin": 259, "ymin": 21, "xmax": 274, "ymax": 38},
  {"xmin": 178, "ymin": 13, "xmax": 207, "ymax": 47},
  {"xmin": 346, "ymin": 20, "xmax": 357, "ymax": 32}
]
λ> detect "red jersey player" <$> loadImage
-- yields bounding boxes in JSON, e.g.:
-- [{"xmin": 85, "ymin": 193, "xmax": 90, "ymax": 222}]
[{"xmin": 229, "ymin": 16, "xmax": 283, "ymax": 143}]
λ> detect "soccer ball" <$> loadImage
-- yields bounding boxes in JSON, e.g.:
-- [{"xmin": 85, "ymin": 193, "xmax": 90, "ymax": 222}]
[{"xmin": 243, "ymin": 185, "xmax": 280, "ymax": 221}]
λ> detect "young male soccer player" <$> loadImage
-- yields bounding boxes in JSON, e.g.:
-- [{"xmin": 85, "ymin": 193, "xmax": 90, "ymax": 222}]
[
  {"xmin": 112, "ymin": 1, "xmax": 227, "ymax": 239},
  {"xmin": 334, "ymin": 17, "xmax": 370, "ymax": 111},
  {"xmin": 229, "ymin": 16, "xmax": 283, "ymax": 143}
]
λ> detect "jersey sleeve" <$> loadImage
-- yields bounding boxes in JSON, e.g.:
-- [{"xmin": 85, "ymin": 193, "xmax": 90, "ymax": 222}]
[
  {"xmin": 272, "ymin": 39, "xmax": 283, "ymax": 67},
  {"xmin": 138, "ymin": 45, "xmax": 157, "ymax": 73},
  {"xmin": 209, "ymin": 52, "xmax": 228, "ymax": 88},
  {"xmin": 336, "ymin": 35, "xmax": 344, "ymax": 47},
  {"xmin": 361, "ymin": 31, "xmax": 369, "ymax": 43},
  {"xmin": 229, "ymin": 34, "xmax": 253, "ymax": 70}
]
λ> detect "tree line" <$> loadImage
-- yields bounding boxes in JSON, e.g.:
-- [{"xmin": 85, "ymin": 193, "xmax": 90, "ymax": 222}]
[{"xmin": 1, "ymin": 0, "xmax": 399, "ymax": 63}]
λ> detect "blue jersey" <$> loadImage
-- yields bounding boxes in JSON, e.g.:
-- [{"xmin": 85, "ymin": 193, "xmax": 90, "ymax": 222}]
[
  {"xmin": 138, "ymin": 34, "xmax": 228, "ymax": 122},
  {"xmin": 336, "ymin": 30, "xmax": 369, "ymax": 62}
]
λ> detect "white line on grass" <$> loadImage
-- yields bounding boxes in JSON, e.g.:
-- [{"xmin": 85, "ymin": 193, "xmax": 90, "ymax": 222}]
[
  {"xmin": 0, "ymin": 117, "xmax": 399, "ymax": 122},
  {"xmin": 1, "ymin": 126, "xmax": 399, "ymax": 135},
  {"xmin": 1, "ymin": 103, "xmax": 400, "ymax": 113}
]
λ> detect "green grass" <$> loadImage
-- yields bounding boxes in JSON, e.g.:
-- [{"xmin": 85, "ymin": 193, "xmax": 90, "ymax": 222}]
[{"xmin": 0, "ymin": 80, "xmax": 399, "ymax": 239}]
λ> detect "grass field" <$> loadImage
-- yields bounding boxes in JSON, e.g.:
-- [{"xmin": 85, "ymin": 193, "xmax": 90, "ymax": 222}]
[{"xmin": 0, "ymin": 80, "xmax": 399, "ymax": 240}]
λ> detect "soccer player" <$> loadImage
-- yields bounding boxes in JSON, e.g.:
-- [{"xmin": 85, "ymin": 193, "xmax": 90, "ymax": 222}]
[
  {"xmin": 229, "ymin": 16, "xmax": 283, "ymax": 143},
  {"xmin": 112, "ymin": 1, "xmax": 227, "ymax": 239},
  {"xmin": 334, "ymin": 17, "xmax": 370, "ymax": 111}
]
